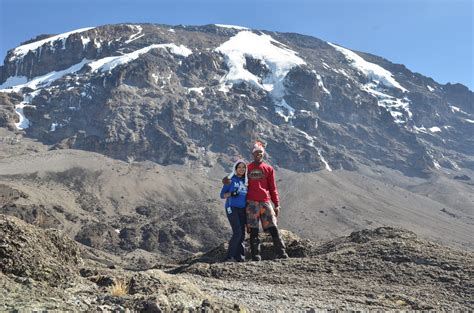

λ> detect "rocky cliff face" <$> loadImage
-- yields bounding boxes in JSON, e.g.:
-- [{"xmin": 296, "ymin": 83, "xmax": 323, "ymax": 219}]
[{"xmin": 0, "ymin": 23, "xmax": 472, "ymax": 177}]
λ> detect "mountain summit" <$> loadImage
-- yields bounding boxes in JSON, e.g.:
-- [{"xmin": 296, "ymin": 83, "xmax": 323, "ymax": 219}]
[{"xmin": 0, "ymin": 23, "xmax": 472, "ymax": 177}]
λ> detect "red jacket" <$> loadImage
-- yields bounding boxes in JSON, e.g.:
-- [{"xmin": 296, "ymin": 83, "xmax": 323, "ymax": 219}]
[{"xmin": 247, "ymin": 161, "xmax": 279, "ymax": 207}]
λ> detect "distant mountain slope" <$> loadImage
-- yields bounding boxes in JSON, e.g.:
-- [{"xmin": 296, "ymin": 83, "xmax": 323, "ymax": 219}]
[
  {"xmin": 0, "ymin": 23, "xmax": 472, "ymax": 177},
  {"xmin": 0, "ymin": 148, "xmax": 472, "ymax": 256}
]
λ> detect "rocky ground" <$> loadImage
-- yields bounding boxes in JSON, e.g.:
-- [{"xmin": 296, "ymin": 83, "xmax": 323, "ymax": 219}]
[
  {"xmin": 0, "ymin": 214, "xmax": 238, "ymax": 311},
  {"xmin": 1, "ymin": 214, "xmax": 472, "ymax": 311},
  {"xmin": 177, "ymin": 228, "xmax": 473, "ymax": 311}
]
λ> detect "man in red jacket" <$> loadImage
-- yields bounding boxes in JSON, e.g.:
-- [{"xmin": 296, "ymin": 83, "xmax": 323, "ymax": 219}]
[{"xmin": 245, "ymin": 141, "xmax": 288, "ymax": 261}]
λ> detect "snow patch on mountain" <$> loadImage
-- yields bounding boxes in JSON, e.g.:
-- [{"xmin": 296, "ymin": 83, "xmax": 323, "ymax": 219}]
[
  {"xmin": 328, "ymin": 43, "xmax": 414, "ymax": 124},
  {"xmin": 0, "ymin": 59, "xmax": 93, "ymax": 130},
  {"xmin": 93, "ymin": 38, "xmax": 102, "ymax": 49},
  {"xmin": 14, "ymin": 101, "xmax": 33, "ymax": 129},
  {"xmin": 361, "ymin": 83, "xmax": 412, "ymax": 124},
  {"xmin": 13, "ymin": 91, "xmax": 41, "ymax": 130},
  {"xmin": 274, "ymin": 99, "xmax": 296, "ymax": 121},
  {"xmin": 214, "ymin": 24, "xmax": 249, "ymax": 30},
  {"xmin": 125, "ymin": 25, "xmax": 144, "ymax": 44},
  {"xmin": 328, "ymin": 43, "xmax": 407, "ymax": 92},
  {"xmin": 50, "ymin": 122, "xmax": 59, "ymax": 132},
  {"xmin": 333, "ymin": 68, "xmax": 352, "ymax": 80},
  {"xmin": 294, "ymin": 128, "xmax": 332, "ymax": 171},
  {"xmin": 413, "ymin": 126, "xmax": 428, "ymax": 134},
  {"xmin": 413, "ymin": 125, "xmax": 444, "ymax": 134},
  {"xmin": 433, "ymin": 159, "xmax": 442, "ymax": 169},
  {"xmin": 318, "ymin": 149, "xmax": 332, "ymax": 171},
  {"xmin": 312, "ymin": 70, "xmax": 330, "ymax": 94},
  {"xmin": 450, "ymin": 105, "xmax": 461, "ymax": 113},
  {"xmin": 186, "ymin": 87, "xmax": 205, "ymax": 95},
  {"xmin": 81, "ymin": 36, "xmax": 91, "ymax": 49},
  {"xmin": 0, "ymin": 76, "xmax": 28, "ymax": 92},
  {"xmin": 216, "ymin": 31, "xmax": 306, "ymax": 121},
  {"xmin": 9, "ymin": 27, "xmax": 95, "ymax": 61},
  {"xmin": 450, "ymin": 105, "xmax": 471, "ymax": 117},
  {"xmin": 429, "ymin": 127, "xmax": 442, "ymax": 133},
  {"xmin": 0, "ymin": 59, "xmax": 90, "ymax": 93},
  {"xmin": 87, "ymin": 44, "xmax": 192, "ymax": 73}
]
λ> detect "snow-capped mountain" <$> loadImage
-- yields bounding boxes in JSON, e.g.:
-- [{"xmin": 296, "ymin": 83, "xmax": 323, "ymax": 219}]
[{"xmin": 0, "ymin": 23, "xmax": 472, "ymax": 177}]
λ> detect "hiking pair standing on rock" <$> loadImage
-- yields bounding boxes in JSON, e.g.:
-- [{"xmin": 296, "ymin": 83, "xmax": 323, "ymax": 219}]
[{"xmin": 220, "ymin": 141, "xmax": 288, "ymax": 262}]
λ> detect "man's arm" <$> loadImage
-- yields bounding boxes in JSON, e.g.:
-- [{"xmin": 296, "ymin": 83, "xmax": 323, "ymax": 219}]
[
  {"xmin": 222, "ymin": 176, "xmax": 231, "ymax": 185},
  {"xmin": 220, "ymin": 182, "xmax": 231, "ymax": 199},
  {"xmin": 267, "ymin": 167, "xmax": 279, "ymax": 210}
]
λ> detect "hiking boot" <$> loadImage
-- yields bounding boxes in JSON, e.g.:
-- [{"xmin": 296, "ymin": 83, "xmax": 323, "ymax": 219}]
[
  {"xmin": 276, "ymin": 250, "xmax": 289, "ymax": 259},
  {"xmin": 250, "ymin": 240, "xmax": 261, "ymax": 261},
  {"xmin": 250, "ymin": 228, "xmax": 261, "ymax": 261},
  {"xmin": 273, "ymin": 240, "xmax": 289, "ymax": 259},
  {"xmin": 270, "ymin": 229, "xmax": 289, "ymax": 259}
]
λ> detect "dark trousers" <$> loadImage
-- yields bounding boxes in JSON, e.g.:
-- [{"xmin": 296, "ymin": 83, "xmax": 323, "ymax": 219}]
[{"xmin": 226, "ymin": 207, "xmax": 246, "ymax": 261}]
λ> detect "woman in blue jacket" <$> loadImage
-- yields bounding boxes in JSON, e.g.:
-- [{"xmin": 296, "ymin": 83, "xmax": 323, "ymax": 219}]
[{"xmin": 220, "ymin": 159, "xmax": 248, "ymax": 262}]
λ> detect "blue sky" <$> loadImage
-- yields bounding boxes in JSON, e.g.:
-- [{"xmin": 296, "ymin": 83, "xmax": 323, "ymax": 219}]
[{"xmin": 0, "ymin": 0, "xmax": 472, "ymax": 90}]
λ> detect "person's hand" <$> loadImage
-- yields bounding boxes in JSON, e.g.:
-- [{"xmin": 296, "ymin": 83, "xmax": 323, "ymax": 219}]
[
  {"xmin": 222, "ymin": 176, "xmax": 231, "ymax": 185},
  {"xmin": 274, "ymin": 206, "xmax": 280, "ymax": 217}
]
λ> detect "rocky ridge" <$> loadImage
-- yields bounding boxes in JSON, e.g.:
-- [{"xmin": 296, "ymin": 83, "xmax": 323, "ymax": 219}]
[{"xmin": 1, "ymin": 214, "xmax": 472, "ymax": 311}]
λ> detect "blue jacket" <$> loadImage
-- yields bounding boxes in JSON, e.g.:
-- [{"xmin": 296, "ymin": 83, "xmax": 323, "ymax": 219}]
[{"xmin": 220, "ymin": 175, "xmax": 247, "ymax": 209}]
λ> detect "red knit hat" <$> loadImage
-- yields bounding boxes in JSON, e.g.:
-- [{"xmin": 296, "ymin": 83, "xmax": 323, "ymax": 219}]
[{"xmin": 252, "ymin": 141, "xmax": 265, "ymax": 154}]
